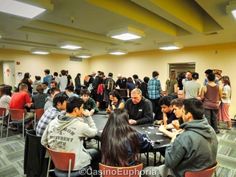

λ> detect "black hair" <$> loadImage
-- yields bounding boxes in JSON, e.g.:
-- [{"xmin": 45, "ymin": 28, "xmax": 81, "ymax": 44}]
[
  {"xmin": 101, "ymin": 109, "xmax": 140, "ymax": 166},
  {"xmin": 52, "ymin": 92, "xmax": 68, "ymax": 108},
  {"xmin": 48, "ymin": 87, "xmax": 60, "ymax": 95},
  {"xmin": 159, "ymin": 96, "xmax": 173, "ymax": 107},
  {"xmin": 207, "ymin": 73, "xmax": 215, "ymax": 82},
  {"xmin": 108, "ymin": 72, "xmax": 113, "ymax": 77},
  {"xmin": 152, "ymin": 71, "xmax": 159, "ymax": 77},
  {"xmin": 171, "ymin": 98, "xmax": 183, "ymax": 108},
  {"xmin": 35, "ymin": 76, "xmax": 41, "ymax": 80},
  {"xmin": 44, "ymin": 69, "xmax": 50, "ymax": 74},
  {"xmin": 132, "ymin": 74, "xmax": 139, "ymax": 79},
  {"xmin": 66, "ymin": 85, "xmax": 74, "ymax": 92},
  {"xmin": 66, "ymin": 96, "xmax": 84, "ymax": 113},
  {"xmin": 143, "ymin": 76, "xmax": 150, "ymax": 83},
  {"xmin": 205, "ymin": 69, "xmax": 213, "ymax": 75},
  {"xmin": 53, "ymin": 72, "xmax": 58, "ymax": 76},
  {"xmin": 109, "ymin": 90, "xmax": 121, "ymax": 101},
  {"xmin": 80, "ymin": 89, "xmax": 90, "ymax": 96},
  {"xmin": 183, "ymin": 98, "xmax": 204, "ymax": 120},
  {"xmin": 192, "ymin": 72, "xmax": 199, "ymax": 80}
]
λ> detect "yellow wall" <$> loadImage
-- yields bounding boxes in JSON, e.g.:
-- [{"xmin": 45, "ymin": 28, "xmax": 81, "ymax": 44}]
[
  {"xmin": 0, "ymin": 62, "xmax": 3, "ymax": 84},
  {"xmin": 0, "ymin": 49, "xmax": 89, "ymax": 85},
  {"xmin": 88, "ymin": 43, "xmax": 236, "ymax": 118}
]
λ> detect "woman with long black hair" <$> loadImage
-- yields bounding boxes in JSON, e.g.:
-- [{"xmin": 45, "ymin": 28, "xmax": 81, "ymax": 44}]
[{"xmin": 101, "ymin": 109, "xmax": 152, "ymax": 166}]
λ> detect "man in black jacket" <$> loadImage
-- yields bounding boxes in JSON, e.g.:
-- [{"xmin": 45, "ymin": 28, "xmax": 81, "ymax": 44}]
[{"xmin": 125, "ymin": 88, "xmax": 153, "ymax": 125}]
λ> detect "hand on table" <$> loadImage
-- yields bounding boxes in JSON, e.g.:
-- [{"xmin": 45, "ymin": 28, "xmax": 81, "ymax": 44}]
[
  {"xmin": 159, "ymin": 125, "xmax": 167, "ymax": 133},
  {"xmin": 82, "ymin": 110, "xmax": 91, "ymax": 117}
]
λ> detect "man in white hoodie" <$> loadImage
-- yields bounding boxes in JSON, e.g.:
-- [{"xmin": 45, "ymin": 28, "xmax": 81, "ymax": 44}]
[{"xmin": 41, "ymin": 96, "xmax": 98, "ymax": 174}]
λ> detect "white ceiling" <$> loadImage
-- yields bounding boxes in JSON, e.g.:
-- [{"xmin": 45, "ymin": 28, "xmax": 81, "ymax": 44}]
[{"xmin": 0, "ymin": 0, "xmax": 236, "ymax": 56}]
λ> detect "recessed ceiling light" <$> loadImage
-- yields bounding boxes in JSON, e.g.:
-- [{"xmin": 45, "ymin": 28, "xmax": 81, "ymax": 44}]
[
  {"xmin": 158, "ymin": 42, "xmax": 183, "ymax": 51},
  {"xmin": 108, "ymin": 27, "xmax": 144, "ymax": 41},
  {"xmin": 31, "ymin": 48, "xmax": 50, "ymax": 55},
  {"xmin": 0, "ymin": 0, "xmax": 46, "ymax": 19},
  {"xmin": 108, "ymin": 49, "xmax": 127, "ymax": 55},
  {"xmin": 59, "ymin": 44, "xmax": 81, "ymax": 50},
  {"xmin": 76, "ymin": 54, "xmax": 91, "ymax": 59}
]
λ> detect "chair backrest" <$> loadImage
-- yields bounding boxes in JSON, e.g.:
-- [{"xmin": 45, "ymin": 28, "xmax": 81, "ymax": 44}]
[
  {"xmin": 0, "ymin": 107, "xmax": 6, "ymax": 117},
  {"xmin": 185, "ymin": 163, "xmax": 217, "ymax": 177},
  {"xmin": 9, "ymin": 109, "xmax": 25, "ymax": 121},
  {"xmin": 35, "ymin": 109, "xmax": 44, "ymax": 120},
  {"xmin": 46, "ymin": 147, "xmax": 76, "ymax": 171},
  {"xmin": 99, "ymin": 163, "xmax": 143, "ymax": 177}
]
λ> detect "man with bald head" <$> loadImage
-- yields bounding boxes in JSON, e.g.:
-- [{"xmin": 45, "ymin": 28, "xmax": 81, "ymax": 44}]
[{"xmin": 125, "ymin": 88, "xmax": 153, "ymax": 125}]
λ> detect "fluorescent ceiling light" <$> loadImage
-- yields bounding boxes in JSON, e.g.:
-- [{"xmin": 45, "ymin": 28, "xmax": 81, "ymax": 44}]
[
  {"xmin": 111, "ymin": 33, "xmax": 141, "ymax": 40},
  {"xmin": 108, "ymin": 49, "xmax": 127, "ymax": 55},
  {"xmin": 31, "ymin": 48, "xmax": 50, "ymax": 55},
  {"xmin": 158, "ymin": 42, "xmax": 183, "ymax": 51},
  {"xmin": 60, "ymin": 44, "xmax": 81, "ymax": 50},
  {"xmin": 76, "ymin": 54, "xmax": 91, "ymax": 59},
  {"xmin": 0, "ymin": 0, "xmax": 46, "ymax": 19},
  {"xmin": 226, "ymin": 1, "xmax": 236, "ymax": 19},
  {"xmin": 108, "ymin": 27, "xmax": 144, "ymax": 41},
  {"xmin": 231, "ymin": 9, "xmax": 236, "ymax": 18}
]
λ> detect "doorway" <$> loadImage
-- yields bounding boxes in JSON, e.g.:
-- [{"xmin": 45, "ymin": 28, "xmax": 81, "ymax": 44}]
[
  {"xmin": 168, "ymin": 62, "xmax": 195, "ymax": 77},
  {"xmin": 2, "ymin": 61, "xmax": 15, "ymax": 87}
]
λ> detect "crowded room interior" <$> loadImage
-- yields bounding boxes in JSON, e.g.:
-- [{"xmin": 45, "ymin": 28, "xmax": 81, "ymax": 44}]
[{"xmin": 0, "ymin": 0, "xmax": 236, "ymax": 177}]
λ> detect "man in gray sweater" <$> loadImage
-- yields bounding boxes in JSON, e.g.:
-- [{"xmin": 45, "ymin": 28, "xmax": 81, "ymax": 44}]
[{"xmin": 144, "ymin": 98, "xmax": 218, "ymax": 177}]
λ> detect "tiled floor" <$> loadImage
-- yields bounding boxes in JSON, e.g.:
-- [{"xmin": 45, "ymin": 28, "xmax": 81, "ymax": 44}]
[{"xmin": 0, "ymin": 126, "xmax": 236, "ymax": 177}]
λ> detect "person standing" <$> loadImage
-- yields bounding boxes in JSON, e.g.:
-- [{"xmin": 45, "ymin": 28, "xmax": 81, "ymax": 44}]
[
  {"xmin": 201, "ymin": 73, "xmax": 222, "ymax": 133},
  {"xmin": 218, "ymin": 76, "xmax": 232, "ymax": 129}
]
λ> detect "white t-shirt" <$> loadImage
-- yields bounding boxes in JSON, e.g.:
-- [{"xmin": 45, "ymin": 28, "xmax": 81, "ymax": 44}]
[
  {"xmin": 221, "ymin": 85, "xmax": 231, "ymax": 104},
  {"xmin": 59, "ymin": 76, "xmax": 68, "ymax": 91},
  {"xmin": 0, "ymin": 95, "xmax": 11, "ymax": 115}
]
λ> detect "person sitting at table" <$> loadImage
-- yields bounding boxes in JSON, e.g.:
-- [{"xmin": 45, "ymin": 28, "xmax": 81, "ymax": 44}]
[
  {"xmin": 32, "ymin": 84, "xmax": 48, "ymax": 109},
  {"xmin": 101, "ymin": 109, "xmax": 152, "ymax": 166},
  {"xmin": 36, "ymin": 92, "xmax": 68, "ymax": 136},
  {"xmin": 158, "ymin": 96, "xmax": 178, "ymax": 128},
  {"xmin": 159, "ymin": 98, "xmax": 184, "ymax": 139},
  {"xmin": 44, "ymin": 88, "xmax": 60, "ymax": 111},
  {"xmin": 125, "ymin": 88, "xmax": 153, "ymax": 125},
  {"xmin": 81, "ymin": 89, "xmax": 98, "ymax": 116},
  {"xmin": 106, "ymin": 90, "xmax": 125, "ymax": 113},
  {"xmin": 143, "ymin": 98, "xmax": 218, "ymax": 177},
  {"xmin": 9, "ymin": 83, "xmax": 33, "ymax": 120},
  {"xmin": 41, "ymin": 96, "xmax": 99, "ymax": 173}
]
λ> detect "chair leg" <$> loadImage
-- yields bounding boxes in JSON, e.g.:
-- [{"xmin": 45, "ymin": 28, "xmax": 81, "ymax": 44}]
[
  {"xmin": 47, "ymin": 157, "xmax": 51, "ymax": 177},
  {"xmin": 0, "ymin": 123, "xmax": 2, "ymax": 138},
  {"xmin": 6, "ymin": 115, "xmax": 10, "ymax": 138},
  {"xmin": 22, "ymin": 119, "xmax": 24, "ymax": 138},
  {"xmin": 68, "ymin": 159, "xmax": 71, "ymax": 177}
]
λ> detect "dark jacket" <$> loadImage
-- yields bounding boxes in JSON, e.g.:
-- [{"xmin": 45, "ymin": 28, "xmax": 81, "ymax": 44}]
[
  {"xmin": 165, "ymin": 118, "xmax": 218, "ymax": 177},
  {"xmin": 125, "ymin": 97, "xmax": 153, "ymax": 125}
]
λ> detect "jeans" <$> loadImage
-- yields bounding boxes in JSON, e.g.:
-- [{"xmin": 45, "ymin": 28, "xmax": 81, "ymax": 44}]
[{"xmin": 204, "ymin": 109, "xmax": 219, "ymax": 132}]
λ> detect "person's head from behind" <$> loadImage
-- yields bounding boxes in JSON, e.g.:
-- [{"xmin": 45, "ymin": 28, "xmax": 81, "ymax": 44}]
[
  {"xmin": 42, "ymin": 82, "xmax": 48, "ymax": 89},
  {"xmin": 171, "ymin": 98, "xmax": 184, "ymax": 118},
  {"xmin": 152, "ymin": 71, "xmax": 159, "ymax": 78},
  {"xmin": 143, "ymin": 76, "xmax": 150, "ymax": 83},
  {"xmin": 132, "ymin": 74, "xmax": 139, "ymax": 80},
  {"xmin": 207, "ymin": 73, "xmax": 215, "ymax": 82},
  {"xmin": 66, "ymin": 97, "xmax": 84, "ymax": 117},
  {"xmin": 127, "ymin": 77, "xmax": 133, "ymax": 83},
  {"xmin": 192, "ymin": 72, "xmax": 199, "ymax": 80},
  {"xmin": 109, "ymin": 90, "xmax": 121, "ymax": 104},
  {"xmin": 48, "ymin": 88, "xmax": 60, "ymax": 98},
  {"xmin": 61, "ymin": 70, "xmax": 66, "ymax": 76},
  {"xmin": 205, "ymin": 69, "xmax": 213, "ymax": 77},
  {"xmin": 53, "ymin": 92, "xmax": 68, "ymax": 111},
  {"xmin": 101, "ymin": 109, "xmax": 139, "ymax": 166},
  {"xmin": 44, "ymin": 69, "xmax": 50, "ymax": 75},
  {"xmin": 108, "ymin": 72, "xmax": 113, "ymax": 78},
  {"xmin": 159, "ymin": 96, "xmax": 173, "ymax": 113},
  {"xmin": 131, "ymin": 88, "xmax": 142, "ymax": 104},
  {"xmin": 19, "ymin": 83, "xmax": 28, "ymax": 92},
  {"xmin": 66, "ymin": 85, "xmax": 74, "ymax": 92},
  {"xmin": 80, "ymin": 89, "xmax": 91, "ymax": 102},
  {"xmin": 169, "ymin": 70, "xmax": 176, "ymax": 80},
  {"xmin": 23, "ymin": 72, "xmax": 30, "ymax": 79},
  {"xmin": 182, "ymin": 98, "xmax": 204, "ymax": 122},
  {"xmin": 35, "ymin": 76, "xmax": 41, "ymax": 81},
  {"xmin": 36, "ymin": 84, "xmax": 44, "ymax": 94},
  {"xmin": 53, "ymin": 72, "xmax": 58, "ymax": 77}
]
